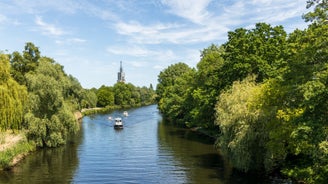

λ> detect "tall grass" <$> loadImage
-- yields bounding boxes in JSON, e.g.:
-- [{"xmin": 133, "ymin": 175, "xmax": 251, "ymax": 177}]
[{"xmin": 0, "ymin": 140, "xmax": 35, "ymax": 170}]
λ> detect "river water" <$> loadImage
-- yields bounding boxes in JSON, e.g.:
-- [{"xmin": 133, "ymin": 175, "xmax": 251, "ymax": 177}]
[{"xmin": 0, "ymin": 105, "xmax": 269, "ymax": 183}]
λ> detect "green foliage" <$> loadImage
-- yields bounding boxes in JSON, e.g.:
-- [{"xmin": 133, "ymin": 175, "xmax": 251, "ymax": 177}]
[
  {"xmin": 222, "ymin": 23, "xmax": 287, "ymax": 83},
  {"xmin": 189, "ymin": 44, "xmax": 225, "ymax": 128},
  {"xmin": 155, "ymin": 2, "xmax": 327, "ymax": 182},
  {"xmin": 10, "ymin": 42, "xmax": 40, "ymax": 85},
  {"xmin": 65, "ymin": 75, "xmax": 97, "ymax": 109},
  {"xmin": 303, "ymin": 0, "xmax": 328, "ymax": 24},
  {"xmin": 156, "ymin": 62, "xmax": 194, "ymax": 125},
  {"xmin": 159, "ymin": 69, "xmax": 195, "ymax": 125},
  {"xmin": 113, "ymin": 82, "xmax": 133, "ymax": 105},
  {"xmin": 275, "ymin": 23, "xmax": 328, "ymax": 183},
  {"xmin": 81, "ymin": 89, "xmax": 97, "ymax": 108},
  {"xmin": 215, "ymin": 76, "xmax": 273, "ymax": 172},
  {"xmin": 156, "ymin": 62, "xmax": 191, "ymax": 101},
  {"xmin": 97, "ymin": 85, "xmax": 115, "ymax": 107},
  {"xmin": 0, "ymin": 54, "xmax": 28, "ymax": 130},
  {"xmin": 215, "ymin": 22, "xmax": 328, "ymax": 182},
  {"xmin": 2, "ymin": 42, "xmax": 97, "ymax": 148},
  {"xmin": 24, "ymin": 58, "xmax": 79, "ymax": 147}
]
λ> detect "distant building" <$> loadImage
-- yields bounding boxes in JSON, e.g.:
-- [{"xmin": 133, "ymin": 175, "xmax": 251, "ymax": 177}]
[{"xmin": 117, "ymin": 61, "xmax": 125, "ymax": 83}]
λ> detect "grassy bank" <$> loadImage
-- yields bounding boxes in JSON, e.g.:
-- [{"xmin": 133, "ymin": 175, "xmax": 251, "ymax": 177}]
[{"xmin": 0, "ymin": 131, "xmax": 36, "ymax": 170}]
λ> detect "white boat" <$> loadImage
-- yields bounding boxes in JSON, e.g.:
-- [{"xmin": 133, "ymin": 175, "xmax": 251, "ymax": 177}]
[
  {"xmin": 114, "ymin": 117, "xmax": 123, "ymax": 129},
  {"xmin": 123, "ymin": 111, "xmax": 128, "ymax": 117},
  {"xmin": 108, "ymin": 116, "xmax": 112, "ymax": 120}
]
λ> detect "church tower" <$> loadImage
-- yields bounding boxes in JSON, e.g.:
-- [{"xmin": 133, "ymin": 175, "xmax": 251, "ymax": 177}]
[{"xmin": 117, "ymin": 61, "xmax": 125, "ymax": 83}]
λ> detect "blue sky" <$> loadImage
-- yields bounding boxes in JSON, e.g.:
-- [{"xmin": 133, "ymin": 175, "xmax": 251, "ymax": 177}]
[{"xmin": 0, "ymin": 0, "xmax": 310, "ymax": 89}]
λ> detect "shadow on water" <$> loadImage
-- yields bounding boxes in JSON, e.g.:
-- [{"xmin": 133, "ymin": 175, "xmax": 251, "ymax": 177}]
[
  {"xmin": 158, "ymin": 120, "xmax": 272, "ymax": 184},
  {"xmin": 167, "ymin": 128, "xmax": 214, "ymax": 145}
]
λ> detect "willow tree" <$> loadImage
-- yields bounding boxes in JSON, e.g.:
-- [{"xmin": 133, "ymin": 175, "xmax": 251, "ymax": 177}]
[
  {"xmin": 0, "ymin": 54, "xmax": 27, "ymax": 130},
  {"xmin": 25, "ymin": 57, "xmax": 78, "ymax": 147}
]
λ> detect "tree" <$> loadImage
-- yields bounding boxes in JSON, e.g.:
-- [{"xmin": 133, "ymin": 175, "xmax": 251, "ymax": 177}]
[
  {"xmin": 276, "ymin": 21, "xmax": 328, "ymax": 183},
  {"xmin": 81, "ymin": 89, "xmax": 97, "ymax": 108},
  {"xmin": 303, "ymin": 0, "xmax": 328, "ymax": 24},
  {"xmin": 0, "ymin": 54, "xmax": 28, "ymax": 130},
  {"xmin": 215, "ymin": 76, "xmax": 275, "ymax": 172},
  {"xmin": 158, "ymin": 68, "xmax": 195, "ymax": 125},
  {"xmin": 10, "ymin": 42, "xmax": 40, "ymax": 85},
  {"xmin": 25, "ymin": 57, "xmax": 78, "ymax": 147},
  {"xmin": 222, "ymin": 23, "xmax": 287, "ymax": 83},
  {"xmin": 189, "ymin": 44, "xmax": 225, "ymax": 128},
  {"xmin": 96, "ymin": 85, "xmax": 115, "ymax": 107},
  {"xmin": 156, "ymin": 62, "xmax": 191, "ymax": 102}
]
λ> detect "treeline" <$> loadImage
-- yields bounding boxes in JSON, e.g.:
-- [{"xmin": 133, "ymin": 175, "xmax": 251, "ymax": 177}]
[
  {"xmin": 1, "ymin": 43, "xmax": 156, "ymax": 148},
  {"xmin": 96, "ymin": 83, "xmax": 156, "ymax": 108},
  {"xmin": 156, "ymin": 1, "xmax": 327, "ymax": 183}
]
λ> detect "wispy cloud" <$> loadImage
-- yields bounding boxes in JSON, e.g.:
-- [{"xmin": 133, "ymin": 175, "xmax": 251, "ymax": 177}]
[
  {"xmin": 115, "ymin": 21, "xmax": 177, "ymax": 36},
  {"xmin": 107, "ymin": 45, "xmax": 178, "ymax": 62},
  {"xmin": 55, "ymin": 38, "xmax": 87, "ymax": 45},
  {"xmin": 218, "ymin": 0, "xmax": 307, "ymax": 27},
  {"xmin": 11, "ymin": 0, "xmax": 80, "ymax": 14},
  {"xmin": 35, "ymin": 16, "xmax": 65, "ymax": 36},
  {"xmin": 160, "ymin": 0, "xmax": 212, "ymax": 24},
  {"xmin": 114, "ymin": 20, "xmax": 227, "ymax": 44}
]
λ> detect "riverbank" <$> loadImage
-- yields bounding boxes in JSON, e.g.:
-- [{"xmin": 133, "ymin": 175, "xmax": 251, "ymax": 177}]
[
  {"xmin": 0, "ymin": 131, "xmax": 35, "ymax": 170},
  {"xmin": 0, "ymin": 110, "xmax": 83, "ymax": 171}
]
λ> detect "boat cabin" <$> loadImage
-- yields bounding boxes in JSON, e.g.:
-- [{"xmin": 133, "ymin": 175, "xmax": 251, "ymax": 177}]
[{"xmin": 114, "ymin": 118, "xmax": 123, "ymax": 129}]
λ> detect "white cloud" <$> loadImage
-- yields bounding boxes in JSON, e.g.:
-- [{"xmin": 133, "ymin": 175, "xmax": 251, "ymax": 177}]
[
  {"xmin": 114, "ymin": 20, "xmax": 228, "ymax": 44},
  {"xmin": 78, "ymin": 1, "xmax": 118, "ymax": 21},
  {"xmin": 220, "ymin": 0, "xmax": 307, "ymax": 27},
  {"xmin": 249, "ymin": 1, "xmax": 305, "ymax": 23},
  {"xmin": 161, "ymin": 0, "xmax": 212, "ymax": 24},
  {"xmin": 35, "ymin": 16, "xmax": 65, "ymax": 36},
  {"xmin": 69, "ymin": 38, "xmax": 86, "ymax": 43}
]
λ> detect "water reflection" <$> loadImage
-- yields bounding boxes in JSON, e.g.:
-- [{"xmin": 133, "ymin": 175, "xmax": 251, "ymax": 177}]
[{"xmin": 157, "ymin": 121, "xmax": 232, "ymax": 184}]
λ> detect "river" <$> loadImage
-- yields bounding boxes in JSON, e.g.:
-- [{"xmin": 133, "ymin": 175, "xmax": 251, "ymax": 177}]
[{"xmin": 0, "ymin": 105, "xmax": 269, "ymax": 183}]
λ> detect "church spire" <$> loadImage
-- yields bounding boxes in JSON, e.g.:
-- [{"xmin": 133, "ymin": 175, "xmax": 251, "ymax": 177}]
[{"xmin": 117, "ymin": 61, "xmax": 125, "ymax": 83}]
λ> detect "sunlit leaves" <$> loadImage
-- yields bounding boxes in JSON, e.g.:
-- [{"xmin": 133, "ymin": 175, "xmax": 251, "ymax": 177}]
[
  {"xmin": 223, "ymin": 23, "xmax": 287, "ymax": 83},
  {"xmin": 24, "ymin": 56, "xmax": 79, "ymax": 147},
  {"xmin": 303, "ymin": 0, "xmax": 328, "ymax": 24},
  {"xmin": 215, "ymin": 76, "xmax": 269, "ymax": 172},
  {"xmin": 157, "ymin": 63, "xmax": 195, "ymax": 125},
  {"xmin": 0, "ymin": 54, "xmax": 27, "ymax": 131}
]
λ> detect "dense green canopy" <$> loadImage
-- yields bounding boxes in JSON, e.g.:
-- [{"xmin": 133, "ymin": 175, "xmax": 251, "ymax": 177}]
[
  {"xmin": 156, "ymin": 1, "xmax": 328, "ymax": 182},
  {"xmin": 0, "ymin": 54, "xmax": 27, "ymax": 130}
]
